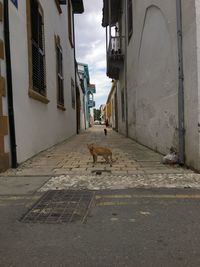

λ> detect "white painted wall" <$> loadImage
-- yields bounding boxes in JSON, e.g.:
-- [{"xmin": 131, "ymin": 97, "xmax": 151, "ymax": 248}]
[
  {"xmin": 126, "ymin": 0, "xmax": 179, "ymax": 154},
  {"xmin": 8, "ymin": 1, "xmax": 77, "ymax": 163},
  {"xmin": 111, "ymin": 0, "xmax": 200, "ymax": 169},
  {"xmin": 188, "ymin": 0, "xmax": 200, "ymax": 169},
  {"xmin": 116, "ymin": 1, "xmax": 127, "ymax": 135}
]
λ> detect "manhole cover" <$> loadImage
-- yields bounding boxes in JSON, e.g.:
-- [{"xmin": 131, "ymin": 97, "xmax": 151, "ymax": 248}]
[{"xmin": 20, "ymin": 190, "xmax": 94, "ymax": 224}]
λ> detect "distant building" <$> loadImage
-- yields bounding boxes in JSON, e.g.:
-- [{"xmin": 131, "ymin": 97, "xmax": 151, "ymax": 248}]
[
  {"xmin": 76, "ymin": 64, "xmax": 86, "ymax": 132},
  {"xmin": 100, "ymin": 104, "xmax": 106, "ymax": 124},
  {"xmin": 0, "ymin": 0, "xmax": 84, "ymax": 172},
  {"xmin": 105, "ymin": 80, "xmax": 117, "ymax": 129},
  {"xmin": 77, "ymin": 63, "xmax": 96, "ymax": 128}
]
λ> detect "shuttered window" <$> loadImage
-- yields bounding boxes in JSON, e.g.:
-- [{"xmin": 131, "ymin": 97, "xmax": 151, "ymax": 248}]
[
  {"xmin": 30, "ymin": 0, "xmax": 46, "ymax": 96},
  {"xmin": 56, "ymin": 38, "xmax": 64, "ymax": 106}
]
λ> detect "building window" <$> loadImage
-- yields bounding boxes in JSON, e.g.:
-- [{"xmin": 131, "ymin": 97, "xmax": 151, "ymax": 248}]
[
  {"xmin": 68, "ymin": 0, "xmax": 74, "ymax": 47},
  {"xmin": 71, "ymin": 79, "xmax": 75, "ymax": 109},
  {"xmin": 127, "ymin": 0, "xmax": 133, "ymax": 41},
  {"xmin": 27, "ymin": 0, "xmax": 49, "ymax": 103},
  {"xmin": 55, "ymin": 36, "xmax": 64, "ymax": 107},
  {"xmin": 121, "ymin": 88, "xmax": 125, "ymax": 121},
  {"xmin": 30, "ymin": 0, "xmax": 46, "ymax": 96}
]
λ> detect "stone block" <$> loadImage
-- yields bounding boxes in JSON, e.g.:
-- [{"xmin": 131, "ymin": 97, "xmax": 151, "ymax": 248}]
[
  {"xmin": 0, "ymin": 39, "xmax": 4, "ymax": 59},
  {"xmin": 0, "ymin": 115, "xmax": 8, "ymax": 135},
  {"xmin": 0, "ymin": 134, "xmax": 4, "ymax": 153},
  {"xmin": 0, "ymin": 76, "xmax": 6, "ymax": 97},
  {"xmin": 0, "ymin": 153, "xmax": 9, "ymax": 172}
]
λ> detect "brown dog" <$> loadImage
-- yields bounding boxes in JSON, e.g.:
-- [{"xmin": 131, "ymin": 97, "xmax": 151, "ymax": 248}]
[{"xmin": 87, "ymin": 144, "xmax": 112, "ymax": 164}]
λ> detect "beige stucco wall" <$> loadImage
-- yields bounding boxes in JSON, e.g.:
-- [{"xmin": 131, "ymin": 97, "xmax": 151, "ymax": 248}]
[{"xmin": 8, "ymin": 1, "xmax": 77, "ymax": 163}]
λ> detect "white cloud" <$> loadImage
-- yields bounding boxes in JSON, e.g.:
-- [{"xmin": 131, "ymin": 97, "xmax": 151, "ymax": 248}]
[{"xmin": 74, "ymin": 0, "xmax": 112, "ymax": 108}]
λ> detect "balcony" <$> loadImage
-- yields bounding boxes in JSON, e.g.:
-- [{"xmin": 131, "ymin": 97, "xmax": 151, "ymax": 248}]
[{"xmin": 107, "ymin": 36, "xmax": 124, "ymax": 79}]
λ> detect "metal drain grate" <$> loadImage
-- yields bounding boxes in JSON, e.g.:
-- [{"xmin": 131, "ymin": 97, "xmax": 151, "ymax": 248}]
[{"xmin": 20, "ymin": 190, "xmax": 94, "ymax": 224}]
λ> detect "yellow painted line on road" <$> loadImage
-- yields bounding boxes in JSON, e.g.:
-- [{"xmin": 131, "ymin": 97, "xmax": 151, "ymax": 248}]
[
  {"xmin": 96, "ymin": 194, "xmax": 200, "ymax": 199},
  {"xmin": 97, "ymin": 201, "xmax": 137, "ymax": 206},
  {"xmin": 0, "ymin": 195, "xmax": 40, "ymax": 207},
  {"xmin": 95, "ymin": 194, "xmax": 132, "ymax": 199},
  {"xmin": 0, "ymin": 195, "xmax": 40, "ymax": 201},
  {"xmin": 95, "ymin": 194, "xmax": 200, "ymax": 206}
]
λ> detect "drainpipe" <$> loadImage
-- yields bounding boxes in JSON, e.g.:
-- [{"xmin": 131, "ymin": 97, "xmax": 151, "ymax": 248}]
[
  {"xmin": 176, "ymin": 0, "xmax": 185, "ymax": 165},
  {"xmin": 3, "ymin": 0, "xmax": 17, "ymax": 168},
  {"xmin": 124, "ymin": 0, "xmax": 128, "ymax": 137}
]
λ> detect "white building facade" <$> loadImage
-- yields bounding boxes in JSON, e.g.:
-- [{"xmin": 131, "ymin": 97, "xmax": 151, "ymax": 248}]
[
  {"xmin": 102, "ymin": 0, "xmax": 200, "ymax": 170},
  {"xmin": 76, "ymin": 67, "xmax": 86, "ymax": 132},
  {"xmin": 0, "ymin": 0, "xmax": 84, "ymax": 171}
]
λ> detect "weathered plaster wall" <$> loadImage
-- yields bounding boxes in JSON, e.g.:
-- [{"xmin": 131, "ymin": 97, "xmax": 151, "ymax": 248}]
[
  {"xmin": 114, "ymin": 1, "xmax": 126, "ymax": 135},
  {"xmin": 182, "ymin": 0, "xmax": 199, "ymax": 169},
  {"xmin": 8, "ymin": 1, "xmax": 76, "ymax": 163},
  {"xmin": 127, "ymin": 0, "xmax": 179, "ymax": 154},
  {"xmin": 124, "ymin": 0, "xmax": 200, "ymax": 169}
]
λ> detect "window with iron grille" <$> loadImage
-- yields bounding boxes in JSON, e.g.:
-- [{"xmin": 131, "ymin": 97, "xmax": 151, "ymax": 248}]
[
  {"xmin": 127, "ymin": 0, "xmax": 133, "ymax": 41},
  {"xmin": 30, "ymin": 0, "xmax": 46, "ymax": 96},
  {"xmin": 56, "ymin": 38, "xmax": 64, "ymax": 106}
]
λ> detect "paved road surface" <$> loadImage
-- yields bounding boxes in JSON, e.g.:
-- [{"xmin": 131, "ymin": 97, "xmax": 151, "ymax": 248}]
[{"xmin": 0, "ymin": 188, "xmax": 200, "ymax": 267}]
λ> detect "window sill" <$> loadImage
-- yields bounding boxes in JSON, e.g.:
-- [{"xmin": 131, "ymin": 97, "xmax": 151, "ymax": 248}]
[
  {"xmin": 57, "ymin": 104, "xmax": 66, "ymax": 111},
  {"xmin": 29, "ymin": 89, "xmax": 49, "ymax": 104},
  {"xmin": 55, "ymin": 0, "xmax": 62, "ymax": 14}
]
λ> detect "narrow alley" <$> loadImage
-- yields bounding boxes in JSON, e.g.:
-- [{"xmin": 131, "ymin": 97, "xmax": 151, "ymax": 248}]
[
  {"xmin": 1, "ymin": 126, "xmax": 200, "ymax": 190},
  {"xmin": 2, "ymin": 0, "xmax": 200, "ymax": 266}
]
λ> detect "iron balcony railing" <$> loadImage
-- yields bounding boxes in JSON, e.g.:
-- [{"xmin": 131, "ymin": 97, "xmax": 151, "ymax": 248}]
[{"xmin": 107, "ymin": 36, "xmax": 124, "ymax": 79}]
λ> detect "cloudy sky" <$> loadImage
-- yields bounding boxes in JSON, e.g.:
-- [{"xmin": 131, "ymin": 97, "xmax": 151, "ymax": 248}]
[{"xmin": 74, "ymin": 0, "xmax": 111, "ymax": 109}]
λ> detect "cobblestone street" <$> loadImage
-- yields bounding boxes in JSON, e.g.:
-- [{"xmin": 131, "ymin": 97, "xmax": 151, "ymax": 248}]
[{"xmin": 1, "ymin": 126, "xmax": 200, "ymax": 190}]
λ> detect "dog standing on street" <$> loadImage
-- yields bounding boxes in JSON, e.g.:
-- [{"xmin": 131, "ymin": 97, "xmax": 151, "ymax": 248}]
[{"xmin": 87, "ymin": 143, "xmax": 112, "ymax": 165}]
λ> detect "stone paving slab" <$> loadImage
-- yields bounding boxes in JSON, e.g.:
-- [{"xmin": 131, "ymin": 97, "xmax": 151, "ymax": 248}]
[{"xmin": 0, "ymin": 126, "xmax": 198, "ymax": 190}]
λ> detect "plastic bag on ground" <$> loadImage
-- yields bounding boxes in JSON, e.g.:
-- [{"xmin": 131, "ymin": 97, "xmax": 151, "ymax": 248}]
[{"xmin": 162, "ymin": 148, "xmax": 178, "ymax": 164}]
